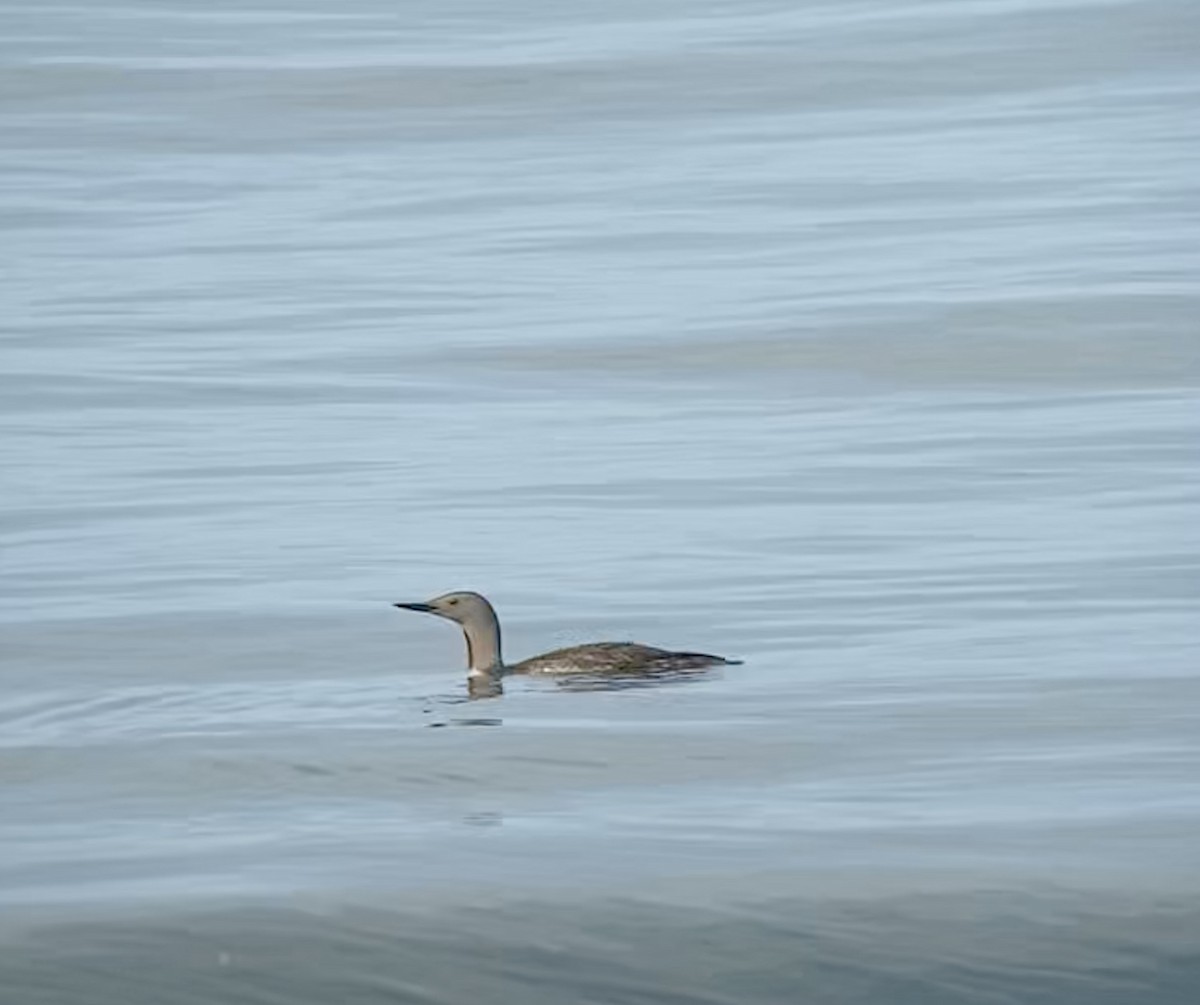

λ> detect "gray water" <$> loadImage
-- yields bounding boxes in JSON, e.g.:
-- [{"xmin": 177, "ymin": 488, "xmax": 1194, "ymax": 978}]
[{"xmin": 2, "ymin": 1, "xmax": 1199, "ymax": 1002}]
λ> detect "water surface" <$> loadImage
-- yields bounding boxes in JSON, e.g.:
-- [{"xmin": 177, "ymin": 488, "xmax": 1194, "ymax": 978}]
[{"xmin": 2, "ymin": 0, "xmax": 1199, "ymax": 1001}]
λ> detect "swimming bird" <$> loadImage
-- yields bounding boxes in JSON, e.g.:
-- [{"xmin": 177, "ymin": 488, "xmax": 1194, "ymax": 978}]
[{"xmin": 394, "ymin": 591, "xmax": 739, "ymax": 687}]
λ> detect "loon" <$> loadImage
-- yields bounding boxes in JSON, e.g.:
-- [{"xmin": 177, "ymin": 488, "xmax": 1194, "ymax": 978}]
[{"xmin": 394, "ymin": 591, "xmax": 739, "ymax": 687}]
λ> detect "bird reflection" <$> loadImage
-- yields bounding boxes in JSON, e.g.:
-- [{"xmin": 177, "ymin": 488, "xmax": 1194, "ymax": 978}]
[
  {"xmin": 551, "ymin": 666, "xmax": 716, "ymax": 692},
  {"xmin": 467, "ymin": 674, "xmax": 504, "ymax": 700},
  {"xmin": 425, "ymin": 717, "xmax": 503, "ymax": 728}
]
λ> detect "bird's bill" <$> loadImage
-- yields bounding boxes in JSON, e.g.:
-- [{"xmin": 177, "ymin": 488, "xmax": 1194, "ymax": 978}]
[{"xmin": 393, "ymin": 601, "xmax": 435, "ymax": 613}]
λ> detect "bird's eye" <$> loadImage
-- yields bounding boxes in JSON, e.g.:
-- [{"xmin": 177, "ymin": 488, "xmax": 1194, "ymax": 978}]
[{"xmin": 448, "ymin": 598, "xmax": 459, "ymax": 606}]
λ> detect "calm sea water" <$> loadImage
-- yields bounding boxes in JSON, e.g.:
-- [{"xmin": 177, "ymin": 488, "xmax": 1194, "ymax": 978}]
[{"xmin": 2, "ymin": 1, "xmax": 1199, "ymax": 1002}]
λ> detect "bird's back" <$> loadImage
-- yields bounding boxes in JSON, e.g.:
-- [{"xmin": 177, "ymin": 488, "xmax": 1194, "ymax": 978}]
[{"xmin": 508, "ymin": 641, "xmax": 738, "ymax": 675}]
